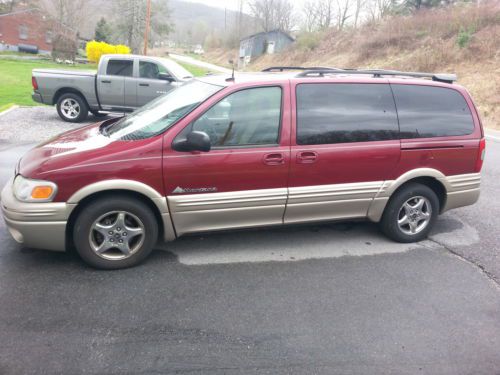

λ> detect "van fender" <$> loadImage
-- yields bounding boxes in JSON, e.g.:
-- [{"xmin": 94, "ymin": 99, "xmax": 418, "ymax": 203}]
[
  {"xmin": 67, "ymin": 179, "xmax": 176, "ymax": 242},
  {"xmin": 367, "ymin": 168, "xmax": 449, "ymax": 222}
]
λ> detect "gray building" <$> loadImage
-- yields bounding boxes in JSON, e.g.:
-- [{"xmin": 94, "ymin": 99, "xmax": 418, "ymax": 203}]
[{"xmin": 239, "ymin": 30, "xmax": 294, "ymax": 68}]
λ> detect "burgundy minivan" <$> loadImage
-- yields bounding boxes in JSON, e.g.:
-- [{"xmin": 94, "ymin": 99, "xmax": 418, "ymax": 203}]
[{"xmin": 1, "ymin": 68, "xmax": 485, "ymax": 269}]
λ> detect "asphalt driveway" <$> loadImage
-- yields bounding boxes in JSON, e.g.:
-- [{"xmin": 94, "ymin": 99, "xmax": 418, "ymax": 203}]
[{"xmin": 0, "ymin": 107, "xmax": 499, "ymax": 374}]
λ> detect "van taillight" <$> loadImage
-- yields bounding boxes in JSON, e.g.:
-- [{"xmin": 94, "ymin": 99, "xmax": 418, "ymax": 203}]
[
  {"xmin": 475, "ymin": 138, "xmax": 486, "ymax": 172},
  {"xmin": 32, "ymin": 76, "xmax": 38, "ymax": 91}
]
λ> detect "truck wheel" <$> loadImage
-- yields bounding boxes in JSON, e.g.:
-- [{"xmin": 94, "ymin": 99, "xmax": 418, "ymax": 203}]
[
  {"xmin": 56, "ymin": 93, "xmax": 88, "ymax": 123},
  {"xmin": 73, "ymin": 197, "xmax": 158, "ymax": 270},
  {"xmin": 380, "ymin": 183, "xmax": 439, "ymax": 243}
]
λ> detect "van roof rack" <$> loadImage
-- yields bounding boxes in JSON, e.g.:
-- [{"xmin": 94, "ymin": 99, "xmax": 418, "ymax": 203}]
[
  {"xmin": 262, "ymin": 66, "xmax": 342, "ymax": 72},
  {"xmin": 295, "ymin": 68, "xmax": 457, "ymax": 83}
]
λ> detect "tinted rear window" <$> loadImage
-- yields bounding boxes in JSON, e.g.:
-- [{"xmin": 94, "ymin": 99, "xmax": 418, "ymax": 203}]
[
  {"xmin": 296, "ymin": 83, "xmax": 399, "ymax": 145},
  {"xmin": 106, "ymin": 60, "xmax": 133, "ymax": 77},
  {"xmin": 392, "ymin": 85, "xmax": 474, "ymax": 138}
]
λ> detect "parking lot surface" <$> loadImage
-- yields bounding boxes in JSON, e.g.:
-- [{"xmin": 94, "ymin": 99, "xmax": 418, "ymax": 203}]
[{"xmin": 0, "ymin": 107, "xmax": 499, "ymax": 374}]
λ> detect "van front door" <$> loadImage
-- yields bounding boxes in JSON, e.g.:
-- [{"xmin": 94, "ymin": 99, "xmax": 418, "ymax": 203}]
[{"xmin": 163, "ymin": 85, "xmax": 291, "ymax": 236}]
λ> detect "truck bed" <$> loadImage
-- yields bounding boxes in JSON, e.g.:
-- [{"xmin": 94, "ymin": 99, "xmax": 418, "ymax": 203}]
[
  {"xmin": 32, "ymin": 69, "xmax": 99, "ymax": 109},
  {"xmin": 32, "ymin": 68, "xmax": 97, "ymax": 76}
]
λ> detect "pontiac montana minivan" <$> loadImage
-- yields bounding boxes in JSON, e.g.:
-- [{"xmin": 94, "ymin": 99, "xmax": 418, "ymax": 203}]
[{"xmin": 1, "ymin": 68, "xmax": 485, "ymax": 269}]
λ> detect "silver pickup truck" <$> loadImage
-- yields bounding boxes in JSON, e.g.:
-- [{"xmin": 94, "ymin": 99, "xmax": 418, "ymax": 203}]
[{"xmin": 32, "ymin": 54, "xmax": 194, "ymax": 122}]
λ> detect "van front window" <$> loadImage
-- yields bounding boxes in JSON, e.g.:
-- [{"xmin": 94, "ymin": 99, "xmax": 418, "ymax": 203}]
[{"xmin": 104, "ymin": 80, "xmax": 223, "ymax": 140}]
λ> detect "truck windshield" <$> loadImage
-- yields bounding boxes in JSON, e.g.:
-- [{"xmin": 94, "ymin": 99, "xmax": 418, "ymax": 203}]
[{"xmin": 104, "ymin": 80, "xmax": 223, "ymax": 140}]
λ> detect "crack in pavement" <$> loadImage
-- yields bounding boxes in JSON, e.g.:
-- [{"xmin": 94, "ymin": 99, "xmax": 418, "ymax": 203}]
[{"xmin": 424, "ymin": 237, "xmax": 500, "ymax": 289}]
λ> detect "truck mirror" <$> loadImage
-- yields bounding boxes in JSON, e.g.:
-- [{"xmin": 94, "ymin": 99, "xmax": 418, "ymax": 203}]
[{"xmin": 159, "ymin": 73, "xmax": 175, "ymax": 82}]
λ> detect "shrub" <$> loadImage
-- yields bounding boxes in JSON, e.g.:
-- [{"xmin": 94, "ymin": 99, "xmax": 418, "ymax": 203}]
[
  {"xmin": 296, "ymin": 32, "xmax": 323, "ymax": 51},
  {"xmin": 52, "ymin": 34, "xmax": 77, "ymax": 61},
  {"xmin": 457, "ymin": 27, "xmax": 475, "ymax": 48},
  {"xmin": 85, "ymin": 41, "xmax": 131, "ymax": 63}
]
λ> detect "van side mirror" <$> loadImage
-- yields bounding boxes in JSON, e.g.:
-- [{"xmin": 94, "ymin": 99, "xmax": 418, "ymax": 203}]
[
  {"xmin": 159, "ymin": 72, "xmax": 175, "ymax": 82},
  {"xmin": 172, "ymin": 131, "xmax": 211, "ymax": 152}
]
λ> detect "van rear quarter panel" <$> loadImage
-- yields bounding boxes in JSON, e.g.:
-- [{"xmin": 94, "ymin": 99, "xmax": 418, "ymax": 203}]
[{"xmin": 389, "ymin": 79, "xmax": 482, "ymax": 179}]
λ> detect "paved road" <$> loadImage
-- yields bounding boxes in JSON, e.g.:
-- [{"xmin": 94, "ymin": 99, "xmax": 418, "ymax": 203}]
[
  {"xmin": 169, "ymin": 53, "xmax": 233, "ymax": 74},
  {"xmin": 0, "ymin": 108, "xmax": 499, "ymax": 374}
]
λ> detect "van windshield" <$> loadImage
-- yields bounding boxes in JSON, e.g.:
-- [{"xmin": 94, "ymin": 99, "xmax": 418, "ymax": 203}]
[{"xmin": 104, "ymin": 80, "xmax": 223, "ymax": 140}]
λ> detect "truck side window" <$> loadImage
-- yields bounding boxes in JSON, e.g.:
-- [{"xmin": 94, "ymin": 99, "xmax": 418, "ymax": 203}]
[
  {"xmin": 181, "ymin": 86, "xmax": 282, "ymax": 148},
  {"xmin": 106, "ymin": 60, "xmax": 133, "ymax": 77},
  {"xmin": 139, "ymin": 61, "xmax": 166, "ymax": 79},
  {"xmin": 392, "ymin": 85, "xmax": 474, "ymax": 138},
  {"xmin": 296, "ymin": 83, "xmax": 399, "ymax": 145}
]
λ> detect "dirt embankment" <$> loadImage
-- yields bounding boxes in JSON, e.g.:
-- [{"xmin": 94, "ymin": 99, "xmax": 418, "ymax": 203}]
[{"xmin": 208, "ymin": 2, "xmax": 500, "ymax": 129}]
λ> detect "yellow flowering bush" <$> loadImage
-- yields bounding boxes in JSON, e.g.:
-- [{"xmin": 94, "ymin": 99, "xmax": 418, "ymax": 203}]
[{"xmin": 86, "ymin": 41, "xmax": 131, "ymax": 63}]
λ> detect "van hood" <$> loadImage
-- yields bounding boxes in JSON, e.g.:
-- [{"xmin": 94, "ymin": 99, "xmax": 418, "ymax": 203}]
[{"xmin": 18, "ymin": 117, "xmax": 156, "ymax": 178}]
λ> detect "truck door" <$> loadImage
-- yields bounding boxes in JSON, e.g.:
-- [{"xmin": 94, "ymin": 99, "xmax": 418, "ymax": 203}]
[
  {"xmin": 97, "ymin": 59, "xmax": 133, "ymax": 110},
  {"xmin": 136, "ymin": 60, "xmax": 175, "ymax": 107}
]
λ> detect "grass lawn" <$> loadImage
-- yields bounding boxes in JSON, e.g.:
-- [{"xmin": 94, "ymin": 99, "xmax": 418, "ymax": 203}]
[
  {"xmin": 0, "ymin": 58, "xmax": 96, "ymax": 109},
  {"xmin": 177, "ymin": 61, "xmax": 209, "ymax": 76},
  {"xmin": 0, "ymin": 58, "xmax": 208, "ymax": 111}
]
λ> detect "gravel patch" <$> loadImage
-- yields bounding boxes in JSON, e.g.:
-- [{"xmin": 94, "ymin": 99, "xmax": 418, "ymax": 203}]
[{"xmin": 0, "ymin": 106, "xmax": 117, "ymax": 143}]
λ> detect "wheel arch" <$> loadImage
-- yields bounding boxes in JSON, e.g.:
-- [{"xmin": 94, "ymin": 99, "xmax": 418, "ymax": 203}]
[
  {"xmin": 367, "ymin": 168, "xmax": 449, "ymax": 222},
  {"xmin": 53, "ymin": 87, "xmax": 89, "ymax": 107},
  {"xmin": 65, "ymin": 180, "xmax": 176, "ymax": 249},
  {"xmin": 389, "ymin": 176, "xmax": 447, "ymax": 213}
]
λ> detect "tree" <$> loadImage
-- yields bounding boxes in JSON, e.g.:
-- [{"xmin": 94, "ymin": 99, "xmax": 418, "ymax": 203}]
[
  {"xmin": 111, "ymin": 0, "xmax": 172, "ymax": 53},
  {"xmin": 301, "ymin": 0, "xmax": 352, "ymax": 31},
  {"xmin": 0, "ymin": 0, "xmax": 17, "ymax": 14},
  {"xmin": 335, "ymin": 0, "xmax": 352, "ymax": 30},
  {"xmin": 353, "ymin": 0, "xmax": 366, "ymax": 27},
  {"xmin": 94, "ymin": 18, "xmax": 112, "ymax": 43},
  {"xmin": 149, "ymin": 0, "xmax": 173, "ymax": 48},
  {"xmin": 248, "ymin": 0, "xmax": 295, "ymax": 32},
  {"xmin": 366, "ymin": 0, "xmax": 398, "ymax": 20},
  {"xmin": 37, "ymin": 0, "xmax": 91, "ymax": 29}
]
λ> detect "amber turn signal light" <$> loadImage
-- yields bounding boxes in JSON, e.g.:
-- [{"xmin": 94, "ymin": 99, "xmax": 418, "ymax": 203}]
[{"xmin": 31, "ymin": 186, "xmax": 54, "ymax": 199}]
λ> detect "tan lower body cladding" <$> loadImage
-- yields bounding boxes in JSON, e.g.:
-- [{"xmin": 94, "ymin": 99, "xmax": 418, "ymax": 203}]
[{"xmin": 167, "ymin": 173, "xmax": 481, "ymax": 236}]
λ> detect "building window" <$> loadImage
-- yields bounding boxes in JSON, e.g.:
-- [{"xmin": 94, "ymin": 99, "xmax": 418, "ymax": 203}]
[
  {"xmin": 19, "ymin": 25, "xmax": 28, "ymax": 40},
  {"xmin": 46, "ymin": 31, "xmax": 53, "ymax": 44}
]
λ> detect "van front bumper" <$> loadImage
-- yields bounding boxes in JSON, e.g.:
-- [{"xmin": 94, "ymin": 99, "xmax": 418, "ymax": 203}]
[{"xmin": 1, "ymin": 179, "xmax": 75, "ymax": 252}]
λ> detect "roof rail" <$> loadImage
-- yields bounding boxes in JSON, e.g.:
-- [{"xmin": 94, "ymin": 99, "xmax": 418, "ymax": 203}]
[
  {"xmin": 262, "ymin": 66, "xmax": 342, "ymax": 72},
  {"xmin": 296, "ymin": 69, "xmax": 457, "ymax": 83}
]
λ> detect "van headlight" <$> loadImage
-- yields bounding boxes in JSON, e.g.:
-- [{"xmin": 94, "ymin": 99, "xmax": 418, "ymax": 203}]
[{"xmin": 13, "ymin": 175, "xmax": 58, "ymax": 202}]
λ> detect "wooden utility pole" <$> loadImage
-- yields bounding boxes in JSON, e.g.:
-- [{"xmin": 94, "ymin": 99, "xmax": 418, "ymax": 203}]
[{"xmin": 143, "ymin": 0, "xmax": 152, "ymax": 55}]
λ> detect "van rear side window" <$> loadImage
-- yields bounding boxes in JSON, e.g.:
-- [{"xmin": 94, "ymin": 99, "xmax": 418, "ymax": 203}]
[
  {"xmin": 392, "ymin": 85, "xmax": 474, "ymax": 138},
  {"xmin": 296, "ymin": 83, "xmax": 399, "ymax": 145}
]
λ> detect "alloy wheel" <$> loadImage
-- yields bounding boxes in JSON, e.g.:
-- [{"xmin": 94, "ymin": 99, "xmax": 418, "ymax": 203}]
[
  {"xmin": 89, "ymin": 211, "xmax": 145, "ymax": 260},
  {"xmin": 397, "ymin": 196, "xmax": 432, "ymax": 235},
  {"xmin": 60, "ymin": 98, "xmax": 81, "ymax": 120}
]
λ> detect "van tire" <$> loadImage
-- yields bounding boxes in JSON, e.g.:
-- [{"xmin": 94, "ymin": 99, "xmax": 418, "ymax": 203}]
[
  {"xmin": 73, "ymin": 197, "xmax": 158, "ymax": 270},
  {"xmin": 380, "ymin": 183, "xmax": 439, "ymax": 243},
  {"xmin": 56, "ymin": 93, "xmax": 88, "ymax": 123}
]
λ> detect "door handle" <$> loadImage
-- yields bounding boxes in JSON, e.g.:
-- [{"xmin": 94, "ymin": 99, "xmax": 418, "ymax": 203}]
[
  {"xmin": 139, "ymin": 83, "xmax": 150, "ymax": 87},
  {"xmin": 297, "ymin": 151, "xmax": 318, "ymax": 163},
  {"xmin": 263, "ymin": 153, "xmax": 285, "ymax": 165},
  {"xmin": 101, "ymin": 80, "xmax": 111, "ymax": 83}
]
